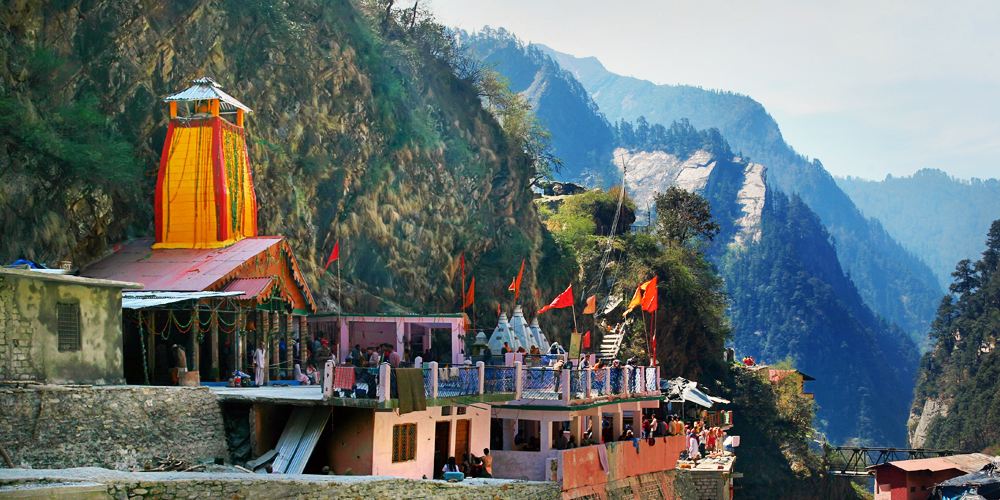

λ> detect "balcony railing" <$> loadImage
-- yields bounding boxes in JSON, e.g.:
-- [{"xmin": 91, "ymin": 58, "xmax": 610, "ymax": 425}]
[{"xmin": 321, "ymin": 361, "xmax": 660, "ymax": 406}]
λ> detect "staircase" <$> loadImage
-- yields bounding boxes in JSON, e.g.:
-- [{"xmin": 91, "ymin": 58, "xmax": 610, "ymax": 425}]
[{"xmin": 599, "ymin": 323, "xmax": 626, "ymax": 360}]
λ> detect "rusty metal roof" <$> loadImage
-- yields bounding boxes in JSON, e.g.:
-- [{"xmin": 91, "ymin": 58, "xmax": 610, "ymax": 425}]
[
  {"xmin": 164, "ymin": 77, "xmax": 252, "ymax": 113},
  {"xmin": 82, "ymin": 237, "xmax": 283, "ymax": 291},
  {"xmin": 870, "ymin": 453, "xmax": 994, "ymax": 473},
  {"xmin": 221, "ymin": 277, "xmax": 274, "ymax": 301},
  {"xmin": 81, "ymin": 237, "xmax": 316, "ymax": 312}
]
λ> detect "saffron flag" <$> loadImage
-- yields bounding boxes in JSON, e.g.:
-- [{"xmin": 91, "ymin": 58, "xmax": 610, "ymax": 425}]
[
  {"xmin": 583, "ymin": 295, "xmax": 597, "ymax": 314},
  {"xmin": 624, "ymin": 277, "xmax": 656, "ymax": 316},
  {"xmin": 460, "ymin": 253, "xmax": 465, "ymax": 283},
  {"xmin": 641, "ymin": 276, "xmax": 658, "ymax": 312},
  {"xmin": 513, "ymin": 259, "xmax": 525, "ymax": 301},
  {"xmin": 463, "ymin": 277, "xmax": 476, "ymax": 309},
  {"xmin": 583, "ymin": 331, "xmax": 591, "ymax": 348},
  {"xmin": 508, "ymin": 277, "xmax": 516, "ymax": 291},
  {"xmin": 323, "ymin": 240, "xmax": 340, "ymax": 272},
  {"xmin": 538, "ymin": 284, "xmax": 574, "ymax": 314}
]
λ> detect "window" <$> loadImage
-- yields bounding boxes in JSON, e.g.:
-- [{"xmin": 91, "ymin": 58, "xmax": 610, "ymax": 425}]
[
  {"xmin": 392, "ymin": 423, "xmax": 416, "ymax": 462},
  {"xmin": 441, "ymin": 406, "xmax": 452, "ymax": 416},
  {"xmin": 57, "ymin": 302, "xmax": 81, "ymax": 352},
  {"xmin": 457, "ymin": 406, "xmax": 467, "ymax": 415}
]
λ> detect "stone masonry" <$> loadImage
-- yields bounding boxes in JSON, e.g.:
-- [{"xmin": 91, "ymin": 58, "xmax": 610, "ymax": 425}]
[
  {"xmin": 0, "ymin": 468, "xmax": 562, "ymax": 500},
  {"xmin": 0, "ymin": 386, "xmax": 227, "ymax": 469},
  {"xmin": 0, "ymin": 275, "xmax": 38, "ymax": 381}
]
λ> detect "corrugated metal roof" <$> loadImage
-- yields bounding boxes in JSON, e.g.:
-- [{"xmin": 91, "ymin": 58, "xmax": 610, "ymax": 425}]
[
  {"xmin": 221, "ymin": 277, "xmax": 274, "ymax": 301},
  {"xmin": 767, "ymin": 369, "xmax": 816, "ymax": 382},
  {"xmin": 81, "ymin": 237, "xmax": 316, "ymax": 312},
  {"xmin": 870, "ymin": 453, "xmax": 994, "ymax": 473},
  {"xmin": 164, "ymin": 77, "xmax": 252, "ymax": 113},
  {"xmin": 0, "ymin": 267, "xmax": 143, "ymax": 289},
  {"xmin": 122, "ymin": 291, "xmax": 243, "ymax": 309},
  {"xmin": 82, "ymin": 237, "xmax": 283, "ymax": 291}
]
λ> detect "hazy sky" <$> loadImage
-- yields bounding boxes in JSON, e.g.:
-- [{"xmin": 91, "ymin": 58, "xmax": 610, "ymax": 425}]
[{"xmin": 429, "ymin": 0, "xmax": 1000, "ymax": 181}]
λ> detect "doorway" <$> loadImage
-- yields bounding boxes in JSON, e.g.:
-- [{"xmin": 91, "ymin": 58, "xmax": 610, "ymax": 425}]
[
  {"xmin": 434, "ymin": 421, "xmax": 451, "ymax": 479},
  {"xmin": 455, "ymin": 419, "xmax": 471, "ymax": 464}
]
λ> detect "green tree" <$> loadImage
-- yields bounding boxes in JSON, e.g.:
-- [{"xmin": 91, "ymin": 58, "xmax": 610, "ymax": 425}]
[{"xmin": 653, "ymin": 187, "xmax": 721, "ymax": 245}]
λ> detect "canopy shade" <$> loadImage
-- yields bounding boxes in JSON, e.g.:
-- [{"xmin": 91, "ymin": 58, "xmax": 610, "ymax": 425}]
[{"xmin": 122, "ymin": 291, "xmax": 243, "ymax": 309}]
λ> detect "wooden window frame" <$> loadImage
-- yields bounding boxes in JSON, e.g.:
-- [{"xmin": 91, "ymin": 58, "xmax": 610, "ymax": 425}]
[
  {"xmin": 57, "ymin": 302, "xmax": 81, "ymax": 352},
  {"xmin": 392, "ymin": 423, "xmax": 417, "ymax": 463}
]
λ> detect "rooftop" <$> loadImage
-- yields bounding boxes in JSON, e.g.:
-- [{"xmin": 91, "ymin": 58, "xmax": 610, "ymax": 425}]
[
  {"xmin": 870, "ymin": 453, "xmax": 995, "ymax": 473},
  {"xmin": 0, "ymin": 267, "xmax": 143, "ymax": 289}
]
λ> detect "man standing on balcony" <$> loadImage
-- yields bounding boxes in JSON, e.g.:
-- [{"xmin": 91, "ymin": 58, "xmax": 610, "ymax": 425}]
[
  {"xmin": 482, "ymin": 344, "xmax": 493, "ymax": 365},
  {"xmin": 386, "ymin": 344, "xmax": 401, "ymax": 368}
]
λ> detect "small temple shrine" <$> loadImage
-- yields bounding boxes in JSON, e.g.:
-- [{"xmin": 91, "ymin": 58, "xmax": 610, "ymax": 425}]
[{"xmin": 81, "ymin": 77, "xmax": 315, "ymax": 385}]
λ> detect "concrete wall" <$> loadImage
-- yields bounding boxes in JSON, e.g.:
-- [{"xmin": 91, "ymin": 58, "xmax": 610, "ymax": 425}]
[
  {"xmin": 558, "ymin": 436, "xmax": 686, "ymax": 495},
  {"xmin": 492, "ymin": 450, "xmax": 560, "ymax": 481},
  {"xmin": 371, "ymin": 405, "xmax": 490, "ymax": 479},
  {"xmin": 326, "ymin": 406, "xmax": 376, "ymax": 475},
  {"xmin": 0, "ymin": 272, "xmax": 124, "ymax": 384},
  {"xmin": 0, "ymin": 468, "xmax": 561, "ymax": 500},
  {"xmin": 0, "ymin": 386, "xmax": 227, "ymax": 468}
]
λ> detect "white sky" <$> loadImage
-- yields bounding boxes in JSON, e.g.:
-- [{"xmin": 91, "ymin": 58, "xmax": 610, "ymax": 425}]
[{"xmin": 428, "ymin": 0, "xmax": 1000, "ymax": 180}]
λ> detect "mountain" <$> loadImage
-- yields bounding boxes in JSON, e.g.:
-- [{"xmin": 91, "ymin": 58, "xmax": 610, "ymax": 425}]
[
  {"xmin": 456, "ymin": 28, "xmax": 618, "ymax": 185},
  {"xmin": 540, "ymin": 44, "xmax": 943, "ymax": 346},
  {"xmin": 836, "ymin": 169, "xmax": 1000, "ymax": 289},
  {"xmin": 909, "ymin": 221, "xmax": 1000, "ymax": 452},
  {"xmin": 0, "ymin": 0, "xmax": 571, "ymax": 318},
  {"xmin": 620, "ymin": 141, "xmax": 917, "ymax": 445}
]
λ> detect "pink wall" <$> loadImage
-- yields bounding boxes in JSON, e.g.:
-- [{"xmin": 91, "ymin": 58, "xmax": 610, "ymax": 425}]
[
  {"xmin": 560, "ymin": 436, "xmax": 686, "ymax": 492},
  {"xmin": 326, "ymin": 407, "xmax": 376, "ymax": 475},
  {"xmin": 370, "ymin": 405, "xmax": 490, "ymax": 479}
]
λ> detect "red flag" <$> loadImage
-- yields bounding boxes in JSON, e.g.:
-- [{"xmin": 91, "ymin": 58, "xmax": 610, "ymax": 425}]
[
  {"xmin": 513, "ymin": 259, "xmax": 525, "ymax": 301},
  {"xmin": 583, "ymin": 331, "xmax": 591, "ymax": 348},
  {"xmin": 508, "ymin": 277, "xmax": 516, "ymax": 291},
  {"xmin": 460, "ymin": 253, "xmax": 465, "ymax": 283},
  {"xmin": 538, "ymin": 284, "xmax": 574, "ymax": 314},
  {"xmin": 323, "ymin": 240, "xmax": 339, "ymax": 272},
  {"xmin": 463, "ymin": 277, "xmax": 475, "ymax": 309},
  {"xmin": 641, "ymin": 276, "xmax": 658, "ymax": 312}
]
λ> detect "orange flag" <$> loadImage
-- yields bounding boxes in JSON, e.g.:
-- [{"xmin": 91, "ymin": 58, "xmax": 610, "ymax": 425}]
[
  {"xmin": 538, "ymin": 284, "xmax": 574, "ymax": 314},
  {"xmin": 511, "ymin": 259, "xmax": 525, "ymax": 301},
  {"xmin": 583, "ymin": 295, "xmax": 597, "ymax": 314},
  {"xmin": 624, "ymin": 277, "xmax": 656, "ymax": 316},
  {"xmin": 641, "ymin": 276, "xmax": 658, "ymax": 312},
  {"xmin": 463, "ymin": 277, "xmax": 476, "ymax": 309},
  {"xmin": 323, "ymin": 240, "xmax": 339, "ymax": 272}
]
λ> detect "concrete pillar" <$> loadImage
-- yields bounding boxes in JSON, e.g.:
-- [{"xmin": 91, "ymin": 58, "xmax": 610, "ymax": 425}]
[
  {"xmin": 339, "ymin": 318, "xmax": 349, "ymax": 363},
  {"xmin": 210, "ymin": 307, "xmax": 219, "ymax": 381},
  {"xmin": 604, "ymin": 367, "xmax": 611, "ymax": 396},
  {"xmin": 514, "ymin": 361, "xmax": 523, "ymax": 400},
  {"xmin": 503, "ymin": 418, "xmax": 515, "ymax": 450},
  {"xmin": 631, "ymin": 402, "xmax": 642, "ymax": 436},
  {"xmin": 585, "ymin": 369, "xmax": 592, "ymax": 398},
  {"xmin": 624, "ymin": 366, "xmax": 632, "ymax": 396},
  {"xmin": 477, "ymin": 361, "xmax": 485, "ymax": 394},
  {"xmin": 430, "ymin": 361, "xmax": 439, "ymax": 398},
  {"xmin": 323, "ymin": 360, "xmax": 334, "ymax": 398},
  {"xmin": 560, "ymin": 369, "xmax": 571, "ymax": 403},
  {"xmin": 593, "ymin": 406, "xmax": 604, "ymax": 444},
  {"xmin": 414, "ymin": 356, "xmax": 423, "ymax": 368},
  {"xmin": 540, "ymin": 419, "xmax": 552, "ymax": 452},
  {"xmin": 612, "ymin": 404, "xmax": 623, "ymax": 440},
  {"xmin": 378, "ymin": 362, "xmax": 391, "ymax": 403},
  {"xmin": 571, "ymin": 414, "xmax": 583, "ymax": 447}
]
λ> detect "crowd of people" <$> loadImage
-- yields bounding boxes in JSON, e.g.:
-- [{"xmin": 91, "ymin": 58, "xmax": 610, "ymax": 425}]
[
  {"xmin": 441, "ymin": 449, "xmax": 493, "ymax": 478},
  {"xmin": 232, "ymin": 336, "xmax": 410, "ymax": 387}
]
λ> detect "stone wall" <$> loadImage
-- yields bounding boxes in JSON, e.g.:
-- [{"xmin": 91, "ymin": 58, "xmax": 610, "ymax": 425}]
[
  {"xmin": 0, "ymin": 273, "xmax": 40, "ymax": 381},
  {"xmin": 0, "ymin": 386, "xmax": 227, "ymax": 469},
  {"xmin": 687, "ymin": 470, "xmax": 729, "ymax": 500},
  {"xmin": 0, "ymin": 468, "xmax": 562, "ymax": 500}
]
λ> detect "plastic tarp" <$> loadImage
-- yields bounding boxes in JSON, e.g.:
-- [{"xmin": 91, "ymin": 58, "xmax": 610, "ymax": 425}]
[
  {"xmin": 662, "ymin": 376, "xmax": 715, "ymax": 408},
  {"xmin": 933, "ymin": 466, "xmax": 1000, "ymax": 500},
  {"xmin": 121, "ymin": 291, "xmax": 243, "ymax": 309}
]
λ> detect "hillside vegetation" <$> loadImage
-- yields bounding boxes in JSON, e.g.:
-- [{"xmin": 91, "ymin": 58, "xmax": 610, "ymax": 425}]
[
  {"xmin": 912, "ymin": 220, "xmax": 1000, "ymax": 453},
  {"xmin": 837, "ymin": 169, "xmax": 1000, "ymax": 289},
  {"xmin": 0, "ymin": 0, "xmax": 574, "ymax": 320}
]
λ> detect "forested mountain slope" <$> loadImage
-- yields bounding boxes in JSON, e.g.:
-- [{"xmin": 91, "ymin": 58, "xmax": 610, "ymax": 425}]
[
  {"xmin": 837, "ymin": 169, "xmax": 1000, "ymax": 289},
  {"xmin": 611, "ymin": 126, "xmax": 918, "ymax": 445},
  {"xmin": 456, "ymin": 28, "xmax": 618, "ymax": 185},
  {"xmin": 0, "ymin": 0, "xmax": 566, "ymax": 318},
  {"xmin": 910, "ymin": 221, "xmax": 1000, "ymax": 453},
  {"xmin": 541, "ymin": 44, "xmax": 943, "ymax": 346}
]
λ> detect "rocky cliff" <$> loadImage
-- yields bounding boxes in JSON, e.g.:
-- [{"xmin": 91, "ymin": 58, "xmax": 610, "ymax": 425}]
[{"xmin": 0, "ymin": 0, "xmax": 560, "ymax": 317}]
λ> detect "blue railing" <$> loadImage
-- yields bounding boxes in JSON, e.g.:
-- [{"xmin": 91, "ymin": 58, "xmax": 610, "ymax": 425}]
[
  {"xmin": 485, "ymin": 366, "xmax": 515, "ymax": 394},
  {"xmin": 522, "ymin": 368, "xmax": 561, "ymax": 400}
]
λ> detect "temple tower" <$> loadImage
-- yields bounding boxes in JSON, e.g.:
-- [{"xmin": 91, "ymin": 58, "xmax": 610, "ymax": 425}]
[{"xmin": 154, "ymin": 77, "xmax": 257, "ymax": 249}]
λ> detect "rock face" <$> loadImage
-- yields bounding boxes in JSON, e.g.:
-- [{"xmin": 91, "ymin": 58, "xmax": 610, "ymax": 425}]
[
  {"xmin": 617, "ymin": 148, "xmax": 766, "ymax": 248},
  {"xmin": 0, "ymin": 0, "xmax": 551, "ymax": 315},
  {"xmin": 908, "ymin": 397, "xmax": 949, "ymax": 448}
]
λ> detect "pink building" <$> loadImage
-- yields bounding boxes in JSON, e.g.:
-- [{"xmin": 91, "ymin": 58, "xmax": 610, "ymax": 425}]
[{"xmin": 869, "ymin": 453, "xmax": 994, "ymax": 500}]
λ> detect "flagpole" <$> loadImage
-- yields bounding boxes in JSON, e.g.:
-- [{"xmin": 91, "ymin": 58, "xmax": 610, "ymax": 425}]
[{"xmin": 571, "ymin": 300, "xmax": 578, "ymax": 333}]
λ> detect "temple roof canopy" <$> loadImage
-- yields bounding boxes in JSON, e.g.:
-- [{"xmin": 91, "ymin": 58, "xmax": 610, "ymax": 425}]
[{"xmin": 164, "ymin": 77, "xmax": 252, "ymax": 113}]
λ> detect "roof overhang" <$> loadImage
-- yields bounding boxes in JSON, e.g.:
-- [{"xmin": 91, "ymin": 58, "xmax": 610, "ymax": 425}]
[{"xmin": 122, "ymin": 291, "xmax": 244, "ymax": 309}]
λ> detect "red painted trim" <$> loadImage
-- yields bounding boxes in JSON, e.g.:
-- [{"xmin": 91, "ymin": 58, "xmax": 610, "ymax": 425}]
[
  {"xmin": 211, "ymin": 117, "xmax": 230, "ymax": 242},
  {"xmin": 240, "ymin": 124, "xmax": 259, "ymax": 236},
  {"xmin": 154, "ymin": 121, "xmax": 177, "ymax": 243}
]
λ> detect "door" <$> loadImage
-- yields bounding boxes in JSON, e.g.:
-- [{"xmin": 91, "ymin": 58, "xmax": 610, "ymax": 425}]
[
  {"xmin": 434, "ymin": 421, "xmax": 451, "ymax": 479},
  {"xmin": 455, "ymin": 419, "xmax": 471, "ymax": 466}
]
